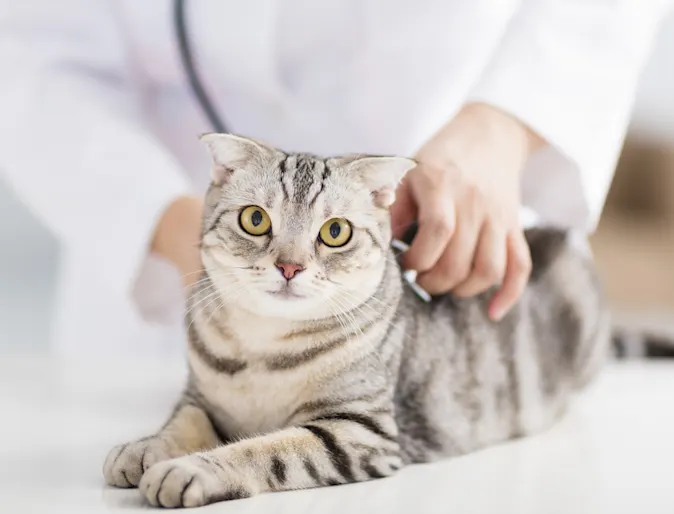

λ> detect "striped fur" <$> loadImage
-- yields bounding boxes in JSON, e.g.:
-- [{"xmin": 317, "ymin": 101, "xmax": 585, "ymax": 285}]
[{"xmin": 104, "ymin": 135, "xmax": 613, "ymax": 508}]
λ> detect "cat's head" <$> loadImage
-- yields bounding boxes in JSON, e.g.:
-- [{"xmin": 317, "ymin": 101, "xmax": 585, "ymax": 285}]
[{"xmin": 198, "ymin": 133, "xmax": 416, "ymax": 321}]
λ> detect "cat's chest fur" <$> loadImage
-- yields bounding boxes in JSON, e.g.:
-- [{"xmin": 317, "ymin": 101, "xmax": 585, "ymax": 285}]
[
  {"xmin": 191, "ymin": 359, "xmax": 316, "ymax": 438},
  {"xmin": 188, "ymin": 315, "xmax": 338, "ymax": 438}
]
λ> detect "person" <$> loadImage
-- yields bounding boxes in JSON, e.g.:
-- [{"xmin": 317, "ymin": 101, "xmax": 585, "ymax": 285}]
[{"xmin": 0, "ymin": 0, "xmax": 671, "ymax": 355}]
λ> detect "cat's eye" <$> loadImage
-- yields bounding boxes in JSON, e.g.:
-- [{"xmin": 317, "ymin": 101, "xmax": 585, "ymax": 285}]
[
  {"xmin": 239, "ymin": 206, "xmax": 271, "ymax": 236},
  {"xmin": 319, "ymin": 218, "xmax": 352, "ymax": 248}
]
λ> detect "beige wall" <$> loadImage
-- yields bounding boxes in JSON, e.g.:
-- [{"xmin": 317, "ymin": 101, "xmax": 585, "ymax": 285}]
[{"xmin": 591, "ymin": 138, "xmax": 674, "ymax": 314}]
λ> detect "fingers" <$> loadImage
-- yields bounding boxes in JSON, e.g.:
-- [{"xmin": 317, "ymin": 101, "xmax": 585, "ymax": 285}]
[
  {"xmin": 389, "ymin": 179, "xmax": 417, "ymax": 241},
  {"xmin": 452, "ymin": 222, "xmax": 506, "ymax": 298},
  {"xmin": 388, "ymin": 162, "xmax": 528, "ymax": 316},
  {"xmin": 488, "ymin": 230, "xmax": 532, "ymax": 321},
  {"xmin": 416, "ymin": 205, "xmax": 481, "ymax": 295},
  {"xmin": 401, "ymin": 181, "xmax": 456, "ymax": 275}
]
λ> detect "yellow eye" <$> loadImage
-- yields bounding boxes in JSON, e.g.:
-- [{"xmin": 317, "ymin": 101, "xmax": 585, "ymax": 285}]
[
  {"xmin": 239, "ymin": 206, "xmax": 271, "ymax": 236},
  {"xmin": 319, "ymin": 218, "xmax": 352, "ymax": 247}
]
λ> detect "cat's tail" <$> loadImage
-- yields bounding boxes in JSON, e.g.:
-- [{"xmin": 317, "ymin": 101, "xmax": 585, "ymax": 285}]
[
  {"xmin": 526, "ymin": 228, "xmax": 674, "ymax": 367},
  {"xmin": 525, "ymin": 228, "xmax": 611, "ymax": 389},
  {"xmin": 612, "ymin": 325, "xmax": 674, "ymax": 359}
]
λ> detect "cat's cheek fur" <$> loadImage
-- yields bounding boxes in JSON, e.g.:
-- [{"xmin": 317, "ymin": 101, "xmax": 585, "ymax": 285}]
[
  {"xmin": 200, "ymin": 232, "xmax": 266, "ymax": 274},
  {"xmin": 322, "ymin": 240, "xmax": 385, "ymax": 292},
  {"xmin": 201, "ymin": 247, "xmax": 240, "ymax": 272}
]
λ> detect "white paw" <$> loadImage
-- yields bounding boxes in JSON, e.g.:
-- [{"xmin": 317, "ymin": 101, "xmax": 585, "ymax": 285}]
[
  {"xmin": 103, "ymin": 437, "xmax": 172, "ymax": 488},
  {"xmin": 139, "ymin": 455, "xmax": 250, "ymax": 508}
]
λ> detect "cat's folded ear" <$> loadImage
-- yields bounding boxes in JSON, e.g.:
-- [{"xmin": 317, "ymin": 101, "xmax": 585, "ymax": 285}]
[
  {"xmin": 346, "ymin": 156, "xmax": 417, "ymax": 208},
  {"xmin": 199, "ymin": 133, "xmax": 276, "ymax": 186}
]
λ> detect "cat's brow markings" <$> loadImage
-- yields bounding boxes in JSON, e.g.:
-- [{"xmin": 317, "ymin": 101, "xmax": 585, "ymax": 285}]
[
  {"xmin": 278, "ymin": 155, "xmax": 291, "ymax": 201},
  {"xmin": 308, "ymin": 159, "xmax": 332, "ymax": 207},
  {"xmin": 292, "ymin": 155, "xmax": 316, "ymax": 204}
]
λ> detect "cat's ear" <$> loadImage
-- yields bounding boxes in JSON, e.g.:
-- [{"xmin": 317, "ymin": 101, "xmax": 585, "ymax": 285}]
[
  {"xmin": 199, "ymin": 133, "xmax": 275, "ymax": 186},
  {"xmin": 348, "ymin": 156, "xmax": 417, "ymax": 208}
]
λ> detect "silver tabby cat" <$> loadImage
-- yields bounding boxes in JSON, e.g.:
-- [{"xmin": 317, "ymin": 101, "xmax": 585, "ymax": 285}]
[{"xmin": 103, "ymin": 134, "xmax": 610, "ymax": 508}]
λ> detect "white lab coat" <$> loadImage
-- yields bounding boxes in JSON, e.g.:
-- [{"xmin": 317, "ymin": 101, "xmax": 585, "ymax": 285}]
[{"xmin": 0, "ymin": 0, "xmax": 671, "ymax": 355}]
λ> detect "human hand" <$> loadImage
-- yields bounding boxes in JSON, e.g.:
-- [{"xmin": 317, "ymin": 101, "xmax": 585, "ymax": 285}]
[
  {"xmin": 151, "ymin": 195, "xmax": 204, "ymax": 289},
  {"xmin": 390, "ymin": 103, "xmax": 544, "ymax": 320}
]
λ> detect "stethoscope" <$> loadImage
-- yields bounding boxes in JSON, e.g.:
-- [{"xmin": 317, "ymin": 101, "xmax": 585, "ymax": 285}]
[
  {"xmin": 174, "ymin": 0, "xmax": 228, "ymax": 134},
  {"xmin": 173, "ymin": 0, "xmax": 431, "ymax": 302}
]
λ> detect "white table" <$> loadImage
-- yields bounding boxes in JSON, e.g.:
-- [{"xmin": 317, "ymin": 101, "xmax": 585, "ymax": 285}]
[{"xmin": 1, "ymin": 355, "xmax": 672, "ymax": 514}]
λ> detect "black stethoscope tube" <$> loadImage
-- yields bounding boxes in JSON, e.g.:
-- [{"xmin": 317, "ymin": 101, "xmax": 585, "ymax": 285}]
[{"xmin": 174, "ymin": 0, "xmax": 228, "ymax": 133}]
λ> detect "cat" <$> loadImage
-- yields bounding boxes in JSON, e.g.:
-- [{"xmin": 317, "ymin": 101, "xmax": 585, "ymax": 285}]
[{"xmin": 103, "ymin": 133, "xmax": 611, "ymax": 508}]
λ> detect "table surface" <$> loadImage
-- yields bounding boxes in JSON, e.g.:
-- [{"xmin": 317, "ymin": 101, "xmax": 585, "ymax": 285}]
[{"xmin": 1, "ymin": 355, "xmax": 672, "ymax": 514}]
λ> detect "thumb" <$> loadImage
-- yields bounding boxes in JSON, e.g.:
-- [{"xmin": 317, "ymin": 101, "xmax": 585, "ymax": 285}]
[{"xmin": 389, "ymin": 180, "xmax": 417, "ymax": 240}]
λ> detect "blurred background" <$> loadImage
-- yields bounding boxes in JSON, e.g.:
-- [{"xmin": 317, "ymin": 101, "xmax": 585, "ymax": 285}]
[
  {"xmin": 1, "ymin": 11, "xmax": 673, "ymax": 351},
  {"xmin": 589, "ymin": 13, "xmax": 674, "ymax": 333}
]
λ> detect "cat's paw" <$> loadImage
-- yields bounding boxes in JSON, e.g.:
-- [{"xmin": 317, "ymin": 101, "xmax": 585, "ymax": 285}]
[
  {"xmin": 103, "ymin": 437, "xmax": 172, "ymax": 488},
  {"xmin": 139, "ymin": 454, "xmax": 251, "ymax": 508}
]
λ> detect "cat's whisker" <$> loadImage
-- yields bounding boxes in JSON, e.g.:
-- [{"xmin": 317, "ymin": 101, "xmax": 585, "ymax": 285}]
[
  {"xmin": 325, "ymin": 299, "xmax": 352, "ymax": 343},
  {"xmin": 186, "ymin": 278, "xmax": 250, "ymax": 315},
  {"xmin": 184, "ymin": 284, "xmax": 217, "ymax": 306},
  {"xmin": 183, "ymin": 277, "xmax": 214, "ymax": 295},
  {"xmin": 185, "ymin": 289, "xmax": 223, "ymax": 320},
  {"xmin": 338, "ymin": 286, "xmax": 399, "ymax": 314},
  {"xmin": 326, "ymin": 300, "xmax": 350, "ymax": 342},
  {"xmin": 185, "ymin": 276, "xmax": 233, "ymax": 301},
  {"xmin": 182, "ymin": 268, "xmax": 207, "ymax": 279},
  {"xmin": 183, "ymin": 268, "xmax": 257, "ymax": 293},
  {"xmin": 185, "ymin": 265, "xmax": 259, "ymax": 279},
  {"xmin": 322, "ymin": 283, "xmax": 402, "ymax": 345},
  {"xmin": 201, "ymin": 283, "xmax": 252, "ymax": 328},
  {"xmin": 185, "ymin": 282, "xmax": 251, "ymax": 335},
  {"xmin": 337, "ymin": 289, "xmax": 416, "ymax": 345},
  {"xmin": 329, "ymin": 293, "xmax": 415, "ymax": 370},
  {"xmin": 327, "ymin": 294, "xmax": 366, "ymax": 343},
  {"xmin": 182, "ymin": 273, "xmax": 234, "ymax": 295}
]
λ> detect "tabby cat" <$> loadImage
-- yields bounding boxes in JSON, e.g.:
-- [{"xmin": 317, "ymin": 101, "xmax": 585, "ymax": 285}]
[{"xmin": 103, "ymin": 134, "xmax": 610, "ymax": 508}]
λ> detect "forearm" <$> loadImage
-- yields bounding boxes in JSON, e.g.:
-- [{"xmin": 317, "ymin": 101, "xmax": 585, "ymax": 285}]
[
  {"xmin": 0, "ymin": 0, "xmax": 192, "ymax": 298},
  {"xmin": 465, "ymin": 0, "xmax": 673, "ymax": 229}
]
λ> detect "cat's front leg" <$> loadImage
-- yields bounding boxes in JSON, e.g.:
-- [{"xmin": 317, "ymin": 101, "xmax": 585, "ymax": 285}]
[
  {"xmin": 103, "ymin": 398, "xmax": 220, "ymax": 488},
  {"xmin": 139, "ymin": 412, "xmax": 401, "ymax": 508}
]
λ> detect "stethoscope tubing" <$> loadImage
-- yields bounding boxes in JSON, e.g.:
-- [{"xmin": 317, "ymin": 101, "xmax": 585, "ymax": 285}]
[{"xmin": 174, "ymin": 0, "xmax": 228, "ymax": 133}]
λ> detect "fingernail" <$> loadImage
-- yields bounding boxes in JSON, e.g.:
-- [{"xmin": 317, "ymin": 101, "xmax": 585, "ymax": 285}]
[{"xmin": 489, "ymin": 305, "xmax": 504, "ymax": 321}]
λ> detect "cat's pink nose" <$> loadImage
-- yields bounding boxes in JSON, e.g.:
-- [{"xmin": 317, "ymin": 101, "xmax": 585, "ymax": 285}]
[{"xmin": 275, "ymin": 262, "xmax": 305, "ymax": 280}]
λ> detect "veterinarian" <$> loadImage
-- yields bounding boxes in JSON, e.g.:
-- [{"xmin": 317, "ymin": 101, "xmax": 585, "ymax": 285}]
[{"xmin": 0, "ymin": 0, "xmax": 671, "ymax": 354}]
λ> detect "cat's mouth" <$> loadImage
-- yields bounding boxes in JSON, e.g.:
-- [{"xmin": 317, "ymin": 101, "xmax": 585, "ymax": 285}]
[{"xmin": 267, "ymin": 287, "xmax": 306, "ymax": 300}]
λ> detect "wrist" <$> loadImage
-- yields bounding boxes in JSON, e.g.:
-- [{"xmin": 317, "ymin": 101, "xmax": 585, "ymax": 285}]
[
  {"xmin": 151, "ymin": 195, "xmax": 204, "ymax": 286},
  {"xmin": 462, "ymin": 102, "xmax": 545, "ymax": 158},
  {"xmin": 416, "ymin": 102, "xmax": 545, "ymax": 176}
]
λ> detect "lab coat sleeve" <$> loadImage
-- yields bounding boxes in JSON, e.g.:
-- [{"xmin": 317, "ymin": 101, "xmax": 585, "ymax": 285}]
[
  {"xmin": 467, "ymin": 0, "xmax": 673, "ymax": 231},
  {"xmin": 0, "ymin": 0, "xmax": 192, "ymax": 300}
]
